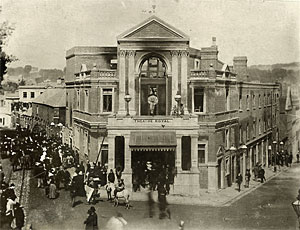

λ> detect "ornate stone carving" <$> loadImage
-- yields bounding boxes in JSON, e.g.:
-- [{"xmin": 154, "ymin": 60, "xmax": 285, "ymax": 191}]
[
  {"xmin": 179, "ymin": 50, "xmax": 189, "ymax": 57},
  {"xmin": 118, "ymin": 50, "xmax": 127, "ymax": 57},
  {"xmin": 127, "ymin": 50, "xmax": 136, "ymax": 57},
  {"xmin": 170, "ymin": 50, "xmax": 180, "ymax": 57}
]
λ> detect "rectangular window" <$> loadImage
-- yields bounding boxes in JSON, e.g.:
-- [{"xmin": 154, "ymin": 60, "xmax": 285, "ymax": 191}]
[
  {"xmin": 246, "ymin": 123, "xmax": 249, "ymax": 140},
  {"xmin": 66, "ymin": 93, "xmax": 69, "ymax": 107},
  {"xmin": 30, "ymin": 92, "xmax": 35, "ymax": 98},
  {"xmin": 226, "ymin": 88, "xmax": 230, "ymax": 111},
  {"xmin": 252, "ymin": 94, "xmax": 256, "ymax": 109},
  {"xmin": 239, "ymin": 126, "xmax": 242, "ymax": 144},
  {"xmin": 258, "ymin": 119, "xmax": 261, "ymax": 134},
  {"xmin": 101, "ymin": 144, "xmax": 108, "ymax": 165},
  {"xmin": 77, "ymin": 90, "xmax": 80, "ymax": 109},
  {"xmin": 194, "ymin": 88, "xmax": 204, "ymax": 112},
  {"xmin": 225, "ymin": 129, "xmax": 230, "ymax": 149},
  {"xmin": 258, "ymin": 94, "xmax": 261, "ymax": 107},
  {"xmin": 253, "ymin": 120, "xmax": 256, "ymax": 138},
  {"xmin": 246, "ymin": 95, "xmax": 249, "ymax": 110},
  {"xmin": 23, "ymin": 92, "xmax": 27, "ymax": 98},
  {"xmin": 182, "ymin": 136, "xmax": 191, "ymax": 170},
  {"xmin": 102, "ymin": 88, "xmax": 113, "ymax": 112},
  {"xmin": 239, "ymin": 93, "xmax": 242, "ymax": 110},
  {"xmin": 84, "ymin": 90, "xmax": 89, "ymax": 112},
  {"xmin": 194, "ymin": 59, "xmax": 200, "ymax": 69},
  {"xmin": 198, "ymin": 144, "xmax": 206, "ymax": 165}
]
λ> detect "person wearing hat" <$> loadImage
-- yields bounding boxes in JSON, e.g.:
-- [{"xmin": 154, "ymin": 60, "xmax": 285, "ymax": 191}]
[
  {"xmin": 13, "ymin": 202, "xmax": 25, "ymax": 230},
  {"xmin": 84, "ymin": 206, "xmax": 98, "ymax": 230},
  {"xmin": 113, "ymin": 179, "xmax": 125, "ymax": 198}
]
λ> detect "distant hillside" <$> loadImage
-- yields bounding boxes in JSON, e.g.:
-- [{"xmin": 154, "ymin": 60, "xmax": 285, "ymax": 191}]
[
  {"xmin": 7, "ymin": 66, "xmax": 65, "ymax": 84},
  {"xmin": 250, "ymin": 62, "xmax": 300, "ymax": 71},
  {"xmin": 248, "ymin": 62, "xmax": 300, "ymax": 84}
]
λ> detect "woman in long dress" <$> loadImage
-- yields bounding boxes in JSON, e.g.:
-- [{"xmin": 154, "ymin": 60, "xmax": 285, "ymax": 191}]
[{"xmin": 48, "ymin": 179, "xmax": 57, "ymax": 199}]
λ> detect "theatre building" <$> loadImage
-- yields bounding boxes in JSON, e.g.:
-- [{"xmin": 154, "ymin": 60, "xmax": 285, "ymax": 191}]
[{"xmin": 64, "ymin": 16, "xmax": 280, "ymax": 195}]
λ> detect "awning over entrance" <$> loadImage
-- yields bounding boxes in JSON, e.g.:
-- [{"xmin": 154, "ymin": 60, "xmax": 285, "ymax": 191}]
[{"xmin": 129, "ymin": 131, "xmax": 176, "ymax": 151}]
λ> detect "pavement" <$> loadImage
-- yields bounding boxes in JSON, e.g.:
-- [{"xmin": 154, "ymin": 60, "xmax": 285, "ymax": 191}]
[
  {"xmin": 98, "ymin": 165, "xmax": 288, "ymax": 207},
  {"xmin": 24, "ymin": 163, "xmax": 300, "ymax": 230}
]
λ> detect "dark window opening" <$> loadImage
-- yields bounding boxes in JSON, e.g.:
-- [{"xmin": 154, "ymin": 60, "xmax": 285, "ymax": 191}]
[
  {"xmin": 140, "ymin": 57, "xmax": 166, "ymax": 78},
  {"xmin": 194, "ymin": 88, "xmax": 204, "ymax": 112},
  {"xmin": 182, "ymin": 136, "xmax": 191, "ymax": 170},
  {"xmin": 115, "ymin": 136, "xmax": 124, "ymax": 171},
  {"xmin": 198, "ymin": 144, "xmax": 206, "ymax": 164}
]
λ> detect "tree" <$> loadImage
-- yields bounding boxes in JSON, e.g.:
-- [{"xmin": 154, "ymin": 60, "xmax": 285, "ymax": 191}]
[{"xmin": 0, "ymin": 21, "xmax": 16, "ymax": 86}]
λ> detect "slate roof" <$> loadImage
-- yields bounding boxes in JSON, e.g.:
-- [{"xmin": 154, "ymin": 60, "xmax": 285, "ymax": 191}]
[{"xmin": 33, "ymin": 88, "xmax": 66, "ymax": 107}]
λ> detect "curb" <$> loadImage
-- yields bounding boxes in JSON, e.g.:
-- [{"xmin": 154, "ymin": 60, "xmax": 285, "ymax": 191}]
[{"xmin": 221, "ymin": 167, "xmax": 289, "ymax": 207}]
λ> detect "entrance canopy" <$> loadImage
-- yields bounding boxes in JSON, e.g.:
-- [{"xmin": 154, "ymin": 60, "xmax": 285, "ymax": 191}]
[{"xmin": 129, "ymin": 131, "xmax": 176, "ymax": 151}]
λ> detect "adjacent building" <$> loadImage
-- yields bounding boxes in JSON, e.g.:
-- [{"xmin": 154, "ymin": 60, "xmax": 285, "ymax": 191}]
[{"xmin": 64, "ymin": 16, "xmax": 280, "ymax": 195}]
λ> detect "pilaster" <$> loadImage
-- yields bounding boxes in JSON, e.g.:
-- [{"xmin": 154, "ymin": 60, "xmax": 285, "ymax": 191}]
[
  {"xmin": 243, "ymin": 152, "xmax": 247, "ymax": 186},
  {"xmin": 123, "ymin": 134, "xmax": 132, "ymax": 189},
  {"xmin": 180, "ymin": 50, "xmax": 189, "ymax": 114},
  {"xmin": 191, "ymin": 135, "xmax": 198, "ymax": 171},
  {"xmin": 266, "ymin": 139, "xmax": 269, "ymax": 167},
  {"xmin": 176, "ymin": 135, "xmax": 182, "ymax": 171},
  {"xmin": 128, "ymin": 50, "xmax": 136, "ymax": 116},
  {"xmin": 108, "ymin": 134, "xmax": 115, "ymax": 170},
  {"xmin": 171, "ymin": 50, "xmax": 179, "ymax": 111},
  {"xmin": 249, "ymin": 147, "xmax": 253, "ymax": 170},
  {"xmin": 118, "ymin": 50, "xmax": 126, "ymax": 115}
]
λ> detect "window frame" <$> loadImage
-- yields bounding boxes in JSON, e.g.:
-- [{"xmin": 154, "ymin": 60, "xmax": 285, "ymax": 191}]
[
  {"xmin": 198, "ymin": 143, "xmax": 207, "ymax": 165},
  {"xmin": 100, "ymin": 87, "xmax": 114, "ymax": 114},
  {"xmin": 193, "ymin": 87, "xmax": 205, "ymax": 113}
]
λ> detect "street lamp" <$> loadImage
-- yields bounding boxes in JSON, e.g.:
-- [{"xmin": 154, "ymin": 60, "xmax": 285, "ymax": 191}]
[
  {"xmin": 273, "ymin": 140, "xmax": 277, "ymax": 172},
  {"xmin": 268, "ymin": 145, "xmax": 272, "ymax": 167},
  {"xmin": 292, "ymin": 189, "xmax": 300, "ymax": 229},
  {"xmin": 174, "ymin": 94, "xmax": 181, "ymax": 116},
  {"xmin": 124, "ymin": 94, "xmax": 131, "ymax": 116},
  {"xmin": 239, "ymin": 144, "xmax": 248, "ymax": 186}
]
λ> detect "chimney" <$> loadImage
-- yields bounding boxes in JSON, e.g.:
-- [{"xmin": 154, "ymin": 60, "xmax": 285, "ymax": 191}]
[
  {"xmin": 57, "ymin": 77, "xmax": 65, "ymax": 85},
  {"xmin": 233, "ymin": 56, "xmax": 248, "ymax": 81},
  {"xmin": 212, "ymin": 37, "xmax": 217, "ymax": 47}
]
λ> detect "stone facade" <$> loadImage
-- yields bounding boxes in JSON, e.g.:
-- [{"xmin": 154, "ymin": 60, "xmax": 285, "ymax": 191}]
[{"xmin": 64, "ymin": 16, "xmax": 280, "ymax": 195}]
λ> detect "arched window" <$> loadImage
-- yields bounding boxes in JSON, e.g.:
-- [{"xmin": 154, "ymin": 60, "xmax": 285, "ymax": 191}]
[{"xmin": 140, "ymin": 57, "xmax": 166, "ymax": 78}]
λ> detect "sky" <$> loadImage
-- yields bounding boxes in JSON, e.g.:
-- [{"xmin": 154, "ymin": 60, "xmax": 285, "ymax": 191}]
[{"xmin": 0, "ymin": 0, "xmax": 299, "ymax": 70}]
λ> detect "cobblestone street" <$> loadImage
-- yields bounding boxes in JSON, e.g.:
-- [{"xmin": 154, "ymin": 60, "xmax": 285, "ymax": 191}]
[{"xmin": 24, "ymin": 164, "xmax": 299, "ymax": 230}]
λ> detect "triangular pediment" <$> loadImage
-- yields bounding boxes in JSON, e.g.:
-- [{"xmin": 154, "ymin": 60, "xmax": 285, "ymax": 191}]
[{"xmin": 118, "ymin": 16, "xmax": 189, "ymax": 41}]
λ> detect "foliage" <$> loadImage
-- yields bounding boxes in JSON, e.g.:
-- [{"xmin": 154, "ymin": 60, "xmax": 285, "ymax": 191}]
[{"xmin": 0, "ymin": 21, "xmax": 17, "ymax": 85}]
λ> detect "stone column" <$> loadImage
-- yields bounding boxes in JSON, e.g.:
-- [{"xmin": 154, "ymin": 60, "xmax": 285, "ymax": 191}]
[
  {"xmin": 176, "ymin": 135, "xmax": 182, "ymax": 171},
  {"xmin": 266, "ymin": 139, "xmax": 269, "ymax": 167},
  {"xmin": 108, "ymin": 134, "xmax": 115, "ymax": 170},
  {"xmin": 207, "ymin": 162, "xmax": 218, "ymax": 191},
  {"xmin": 123, "ymin": 134, "xmax": 132, "ymax": 189},
  {"xmin": 191, "ymin": 135, "xmax": 198, "ymax": 171},
  {"xmin": 171, "ymin": 50, "xmax": 179, "ymax": 111},
  {"xmin": 256, "ymin": 144, "xmax": 259, "ymax": 164},
  {"xmin": 249, "ymin": 147, "xmax": 253, "ymax": 170},
  {"xmin": 128, "ymin": 50, "xmax": 136, "ymax": 116},
  {"xmin": 243, "ymin": 152, "xmax": 247, "ymax": 186},
  {"xmin": 180, "ymin": 50, "xmax": 189, "ymax": 114},
  {"xmin": 123, "ymin": 134, "xmax": 131, "ymax": 173},
  {"xmin": 221, "ymin": 158, "xmax": 225, "ymax": 189},
  {"xmin": 261, "ymin": 141, "xmax": 264, "ymax": 165},
  {"xmin": 118, "ymin": 50, "xmax": 126, "ymax": 115}
]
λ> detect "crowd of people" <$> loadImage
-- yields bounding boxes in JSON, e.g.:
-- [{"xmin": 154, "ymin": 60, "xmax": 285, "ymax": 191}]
[{"xmin": 270, "ymin": 151, "xmax": 293, "ymax": 168}]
